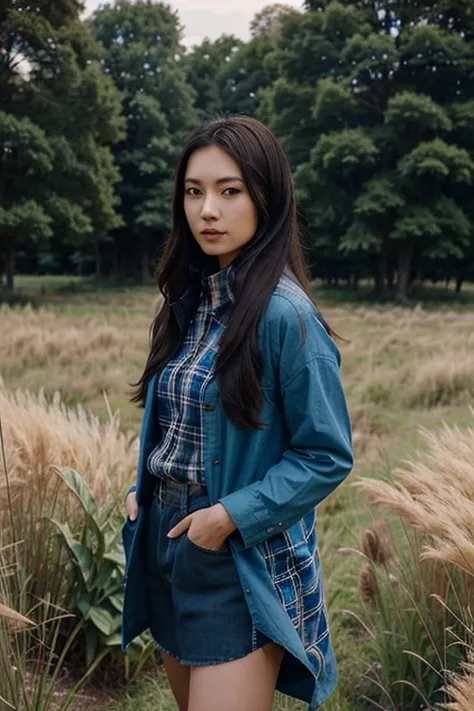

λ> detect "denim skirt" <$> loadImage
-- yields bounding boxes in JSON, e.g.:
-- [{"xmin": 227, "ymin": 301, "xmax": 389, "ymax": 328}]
[{"xmin": 146, "ymin": 476, "xmax": 270, "ymax": 665}]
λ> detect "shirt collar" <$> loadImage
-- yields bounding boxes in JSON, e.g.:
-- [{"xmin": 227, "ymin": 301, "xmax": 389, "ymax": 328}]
[{"xmin": 201, "ymin": 264, "xmax": 235, "ymax": 312}]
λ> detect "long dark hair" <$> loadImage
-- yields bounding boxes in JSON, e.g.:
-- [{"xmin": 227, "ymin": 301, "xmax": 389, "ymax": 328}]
[{"xmin": 131, "ymin": 114, "xmax": 335, "ymax": 430}]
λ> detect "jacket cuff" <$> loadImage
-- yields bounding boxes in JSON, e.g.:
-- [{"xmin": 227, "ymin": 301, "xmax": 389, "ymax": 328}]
[
  {"xmin": 218, "ymin": 490, "xmax": 286, "ymax": 550},
  {"xmin": 125, "ymin": 484, "xmax": 137, "ymax": 502}
]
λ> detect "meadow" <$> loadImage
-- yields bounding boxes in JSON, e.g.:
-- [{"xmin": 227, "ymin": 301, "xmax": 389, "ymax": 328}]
[{"xmin": 1, "ymin": 275, "xmax": 474, "ymax": 711}]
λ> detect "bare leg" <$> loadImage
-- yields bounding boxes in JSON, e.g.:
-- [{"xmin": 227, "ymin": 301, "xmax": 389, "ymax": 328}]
[
  {"xmin": 188, "ymin": 642, "xmax": 284, "ymax": 711},
  {"xmin": 160, "ymin": 651, "xmax": 191, "ymax": 711}
]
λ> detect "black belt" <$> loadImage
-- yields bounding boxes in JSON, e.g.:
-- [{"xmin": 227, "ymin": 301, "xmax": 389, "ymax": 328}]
[{"xmin": 153, "ymin": 477, "xmax": 206, "ymax": 495}]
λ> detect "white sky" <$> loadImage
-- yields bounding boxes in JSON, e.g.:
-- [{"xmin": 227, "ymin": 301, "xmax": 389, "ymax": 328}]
[{"xmin": 83, "ymin": 0, "xmax": 304, "ymax": 48}]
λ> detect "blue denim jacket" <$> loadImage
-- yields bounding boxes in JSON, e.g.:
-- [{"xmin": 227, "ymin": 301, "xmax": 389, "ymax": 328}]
[{"xmin": 121, "ymin": 271, "xmax": 353, "ymax": 710}]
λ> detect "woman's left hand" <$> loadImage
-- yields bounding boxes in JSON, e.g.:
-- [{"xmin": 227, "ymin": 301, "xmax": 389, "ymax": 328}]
[{"xmin": 167, "ymin": 503, "xmax": 237, "ymax": 551}]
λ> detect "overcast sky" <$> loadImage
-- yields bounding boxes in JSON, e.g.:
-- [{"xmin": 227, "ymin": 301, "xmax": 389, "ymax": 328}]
[{"xmin": 83, "ymin": 0, "xmax": 304, "ymax": 48}]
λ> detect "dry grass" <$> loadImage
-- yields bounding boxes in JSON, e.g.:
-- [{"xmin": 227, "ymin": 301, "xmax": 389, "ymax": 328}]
[
  {"xmin": 354, "ymin": 413, "xmax": 474, "ymax": 709},
  {"xmin": 442, "ymin": 655, "xmax": 474, "ymax": 711},
  {"xmin": 0, "ymin": 302, "xmax": 154, "ymax": 430},
  {"xmin": 355, "ymin": 415, "xmax": 474, "ymax": 577},
  {"xmin": 1, "ymin": 285, "xmax": 473, "ymax": 711},
  {"xmin": 0, "ymin": 378, "xmax": 138, "ymax": 505},
  {"xmin": 340, "ymin": 305, "xmax": 474, "ymax": 409}
]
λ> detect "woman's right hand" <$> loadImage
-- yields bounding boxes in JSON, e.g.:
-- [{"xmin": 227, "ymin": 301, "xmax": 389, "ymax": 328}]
[{"xmin": 125, "ymin": 490, "xmax": 139, "ymax": 521}]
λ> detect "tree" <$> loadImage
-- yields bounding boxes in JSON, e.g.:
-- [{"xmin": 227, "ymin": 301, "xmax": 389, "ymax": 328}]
[
  {"xmin": 91, "ymin": 0, "xmax": 199, "ymax": 281},
  {"xmin": 250, "ymin": 4, "xmax": 298, "ymax": 38},
  {"xmin": 0, "ymin": 0, "xmax": 124, "ymax": 290},
  {"xmin": 263, "ymin": 0, "xmax": 474, "ymax": 299},
  {"xmin": 182, "ymin": 35, "xmax": 243, "ymax": 119}
]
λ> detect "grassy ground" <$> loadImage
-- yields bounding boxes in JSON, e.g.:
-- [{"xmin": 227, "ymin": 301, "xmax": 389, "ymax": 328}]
[{"xmin": 2, "ymin": 275, "xmax": 474, "ymax": 710}]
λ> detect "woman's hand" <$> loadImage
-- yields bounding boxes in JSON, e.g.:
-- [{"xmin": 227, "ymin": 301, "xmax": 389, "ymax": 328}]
[
  {"xmin": 167, "ymin": 503, "xmax": 237, "ymax": 552},
  {"xmin": 125, "ymin": 490, "xmax": 139, "ymax": 521}
]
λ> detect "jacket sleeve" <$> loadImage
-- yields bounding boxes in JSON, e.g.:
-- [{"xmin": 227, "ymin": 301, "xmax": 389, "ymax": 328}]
[{"xmin": 218, "ymin": 302, "xmax": 353, "ymax": 550}]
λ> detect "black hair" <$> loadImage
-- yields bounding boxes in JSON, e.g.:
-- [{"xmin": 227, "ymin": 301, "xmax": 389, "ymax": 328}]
[{"xmin": 131, "ymin": 114, "xmax": 334, "ymax": 429}]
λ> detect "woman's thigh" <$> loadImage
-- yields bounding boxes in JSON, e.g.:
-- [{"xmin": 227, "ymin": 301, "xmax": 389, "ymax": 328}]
[
  {"xmin": 160, "ymin": 652, "xmax": 191, "ymax": 711},
  {"xmin": 188, "ymin": 642, "xmax": 284, "ymax": 711}
]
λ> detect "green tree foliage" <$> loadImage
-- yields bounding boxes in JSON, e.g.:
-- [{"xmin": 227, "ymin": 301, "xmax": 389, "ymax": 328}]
[
  {"xmin": 0, "ymin": 0, "xmax": 124, "ymax": 290},
  {"xmin": 91, "ymin": 0, "xmax": 199, "ymax": 281},
  {"xmin": 182, "ymin": 36, "xmax": 244, "ymax": 119},
  {"xmin": 265, "ymin": 0, "xmax": 474, "ymax": 298},
  {"xmin": 2, "ymin": 0, "xmax": 474, "ymax": 295},
  {"xmin": 250, "ymin": 3, "xmax": 299, "ymax": 38},
  {"xmin": 183, "ymin": 29, "xmax": 280, "ymax": 121},
  {"xmin": 183, "ymin": 5, "xmax": 297, "ymax": 122}
]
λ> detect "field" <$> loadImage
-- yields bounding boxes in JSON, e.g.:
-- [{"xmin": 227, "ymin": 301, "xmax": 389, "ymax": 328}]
[{"xmin": 1, "ymin": 275, "xmax": 474, "ymax": 711}]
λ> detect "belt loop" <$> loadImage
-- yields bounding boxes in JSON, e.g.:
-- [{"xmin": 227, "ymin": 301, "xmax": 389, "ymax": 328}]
[{"xmin": 180, "ymin": 484, "xmax": 187, "ymax": 517}]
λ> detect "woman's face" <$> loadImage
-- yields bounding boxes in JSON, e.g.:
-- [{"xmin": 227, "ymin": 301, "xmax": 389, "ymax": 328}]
[{"xmin": 184, "ymin": 145, "xmax": 259, "ymax": 269}]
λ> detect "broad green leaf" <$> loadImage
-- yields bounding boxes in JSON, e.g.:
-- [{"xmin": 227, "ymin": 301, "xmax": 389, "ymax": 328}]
[
  {"xmin": 51, "ymin": 466, "xmax": 105, "ymax": 565},
  {"xmin": 109, "ymin": 592, "xmax": 124, "ymax": 612},
  {"xmin": 104, "ymin": 632, "xmax": 122, "ymax": 646},
  {"xmin": 47, "ymin": 518, "xmax": 93, "ymax": 588},
  {"xmin": 87, "ymin": 606, "xmax": 116, "ymax": 637}
]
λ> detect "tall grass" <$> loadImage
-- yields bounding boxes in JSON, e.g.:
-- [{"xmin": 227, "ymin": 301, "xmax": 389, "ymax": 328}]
[
  {"xmin": 353, "ymin": 414, "xmax": 474, "ymax": 709},
  {"xmin": 0, "ymin": 544, "xmax": 109, "ymax": 711},
  {"xmin": 1, "ymin": 288, "xmax": 474, "ymax": 710},
  {"xmin": 0, "ymin": 466, "xmax": 111, "ymax": 710},
  {"xmin": 0, "ymin": 379, "xmax": 137, "ymax": 502}
]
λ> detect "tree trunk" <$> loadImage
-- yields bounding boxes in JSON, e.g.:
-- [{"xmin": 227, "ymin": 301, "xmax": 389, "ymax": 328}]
[
  {"xmin": 5, "ymin": 246, "xmax": 14, "ymax": 292},
  {"xmin": 387, "ymin": 263, "xmax": 395, "ymax": 293},
  {"xmin": 111, "ymin": 245, "xmax": 120, "ymax": 280},
  {"xmin": 94, "ymin": 242, "xmax": 102, "ymax": 277},
  {"xmin": 455, "ymin": 275, "xmax": 463, "ymax": 293},
  {"xmin": 374, "ymin": 241, "xmax": 389, "ymax": 297},
  {"xmin": 396, "ymin": 240, "xmax": 414, "ymax": 302}
]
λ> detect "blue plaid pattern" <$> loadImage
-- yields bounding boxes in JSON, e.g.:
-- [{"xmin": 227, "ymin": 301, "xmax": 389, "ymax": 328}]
[
  {"xmin": 147, "ymin": 265, "xmax": 234, "ymax": 483},
  {"xmin": 262, "ymin": 509, "xmax": 328, "ymax": 673},
  {"xmin": 148, "ymin": 266, "xmax": 327, "ymax": 668}
]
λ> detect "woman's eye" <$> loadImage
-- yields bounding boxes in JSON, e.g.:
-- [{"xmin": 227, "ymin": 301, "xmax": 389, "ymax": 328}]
[{"xmin": 185, "ymin": 187, "xmax": 241, "ymax": 196}]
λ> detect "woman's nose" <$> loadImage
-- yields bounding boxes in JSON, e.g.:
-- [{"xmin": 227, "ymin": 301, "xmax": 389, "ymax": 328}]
[{"xmin": 201, "ymin": 195, "xmax": 220, "ymax": 219}]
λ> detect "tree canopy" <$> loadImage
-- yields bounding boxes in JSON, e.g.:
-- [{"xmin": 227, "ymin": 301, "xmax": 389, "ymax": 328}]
[{"xmin": 1, "ymin": 0, "xmax": 473, "ymax": 296}]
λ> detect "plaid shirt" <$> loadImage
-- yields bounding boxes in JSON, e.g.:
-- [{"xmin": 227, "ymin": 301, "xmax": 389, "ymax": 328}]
[
  {"xmin": 147, "ymin": 265, "xmax": 234, "ymax": 483},
  {"xmin": 147, "ymin": 267, "xmax": 329, "ymax": 676}
]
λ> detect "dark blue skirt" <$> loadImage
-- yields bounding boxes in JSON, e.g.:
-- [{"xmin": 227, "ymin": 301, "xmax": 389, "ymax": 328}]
[{"xmin": 146, "ymin": 477, "xmax": 270, "ymax": 665}]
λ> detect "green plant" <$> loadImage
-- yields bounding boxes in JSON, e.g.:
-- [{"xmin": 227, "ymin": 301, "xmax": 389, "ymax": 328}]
[
  {"xmin": 47, "ymin": 466, "xmax": 157, "ymax": 682},
  {"xmin": 47, "ymin": 466, "xmax": 127, "ymax": 667},
  {"xmin": 0, "ymin": 542, "xmax": 109, "ymax": 711}
]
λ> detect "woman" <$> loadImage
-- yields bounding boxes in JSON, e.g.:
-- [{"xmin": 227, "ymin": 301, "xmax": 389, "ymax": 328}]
[{"xmin": 121, "ymin": 115, "xmax": 353, "ymax": 711}]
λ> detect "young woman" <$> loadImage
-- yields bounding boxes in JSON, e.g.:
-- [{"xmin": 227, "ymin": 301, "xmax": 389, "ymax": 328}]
[{"xmin": 121, "ymin": 115, "xmax": 353, "ymax": 711}]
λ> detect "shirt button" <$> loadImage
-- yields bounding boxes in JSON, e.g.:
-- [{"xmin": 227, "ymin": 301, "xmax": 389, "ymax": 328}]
[
  {"xmin": 212, "ymin": 459, "xmax": 220, "ymax": 466},
  {"xmin": 245, "ymin": 588, "xmax": 251, "ymax": 594},
  {"xmin": 266, "ymin": 527, "xmax": 274, "ymax": 533},
  {"xmin": 278, "ymin": 522, "xmax": 284, "ymax": 527}
]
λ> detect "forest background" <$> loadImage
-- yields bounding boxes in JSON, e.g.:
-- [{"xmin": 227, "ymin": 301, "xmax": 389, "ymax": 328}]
[{"xmin": 2, "ymin": 0, "xmax": 474, "ymax": 300}]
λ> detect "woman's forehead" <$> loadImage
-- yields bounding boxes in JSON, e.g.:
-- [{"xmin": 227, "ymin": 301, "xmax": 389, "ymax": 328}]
[{"xmin": 185, "ymin": 145, "xmax": 243, "ymax": 180}]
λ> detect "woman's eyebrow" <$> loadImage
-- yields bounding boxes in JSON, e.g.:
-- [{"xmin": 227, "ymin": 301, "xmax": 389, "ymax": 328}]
[{"xmin": 184, "ymin": 176, "xmax": 245, "ymax": 185}]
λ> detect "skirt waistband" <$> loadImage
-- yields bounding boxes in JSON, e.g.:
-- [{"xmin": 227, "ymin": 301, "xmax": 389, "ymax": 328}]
[{"xmin": 153, "ymin": 476, "xmax": 208, "ymax": 508}]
